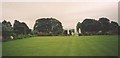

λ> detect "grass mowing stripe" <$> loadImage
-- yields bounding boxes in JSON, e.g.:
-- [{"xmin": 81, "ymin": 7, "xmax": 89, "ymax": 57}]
[
  {"xmin": 87, "ymin": 37, "xmax": 108, "ymax": 56},
  {"xmin": 55, "ymin": 37, "xmax": 71, "ymax": 56},
  {"xmin": 67, "ymin": 37, "xmax": 77, "ymax": 56},
  {"xmin": 87, "ymin": 36, "xmax": 118, "ymax": 56},
  {"xmin": 54, "ymin": 37, "xmax": 68, "ymax": 56}
]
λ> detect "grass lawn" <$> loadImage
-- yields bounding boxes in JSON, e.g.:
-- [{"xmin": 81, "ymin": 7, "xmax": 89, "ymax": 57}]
[{"xmin": 3, "ymin": 35, "xmax": 118, "ymax": 56}]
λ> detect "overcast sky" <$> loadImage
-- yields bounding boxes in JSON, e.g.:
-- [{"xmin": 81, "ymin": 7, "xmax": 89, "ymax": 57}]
[{"xmin": 1, "ymin": 0, "xmax": 118, "ymax": 30}]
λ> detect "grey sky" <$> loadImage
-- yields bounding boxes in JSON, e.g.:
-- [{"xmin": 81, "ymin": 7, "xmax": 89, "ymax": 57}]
[{"xmin": 1, "ymin": 2, "xmax": 118, "ymax": 30}]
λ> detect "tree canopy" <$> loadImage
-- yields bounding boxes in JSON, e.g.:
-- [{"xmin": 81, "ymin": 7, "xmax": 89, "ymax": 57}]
[
  {"xmin": 13, "ymin": 20, "xmax": 31, "ymax": 35},
  {"xmin": 33, "ymin": 18, "xmax": 63, "ymax": 36},
  {"xmin": 77, "ymin": 17, "xmax": 119, "ymax": 35},
  {"xmin": 98, "ymin": 17, "xmax": 111, "ymax": 34},
  {"xmin": 110, "ymin": 21, "xmax": 119, "ymax": 35},
  {"xmin": 2, "ymin": 20, "xmax": 13, "ymax": 41},
  {"xmin": 78, "ymin": 19, "xmax": 101, "ymax": 35}
]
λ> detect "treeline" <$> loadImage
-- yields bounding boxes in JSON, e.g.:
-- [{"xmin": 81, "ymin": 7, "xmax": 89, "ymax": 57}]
[
  {"xmin": 2, "ymin": 18, "xmax": 64, "ymax": 41},
  {"xmin": 76, "ymin": 17, "xmax": 120, "ymax": 36},
  {"xmin": 2, "ymin": 20, "xmax": 32, "ymax": 41},
  {"xmin": 1, "ymin": 17, "xmax": 120, "ymax": 41}
]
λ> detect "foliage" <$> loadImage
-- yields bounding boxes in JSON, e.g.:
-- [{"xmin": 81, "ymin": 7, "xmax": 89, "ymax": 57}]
[
  {"xmin": 78, "ymin": 19, "xmax": 101, "ymax": 35},
  {"xmin": 77, "ymin": 17, "xmax": 119, "ymax": 35},
  {"xmin": 13, "ymin": 20, "xmax": 31, "ymax": 35},
  {"xmin": 2, "ymin": 20, "xmax": 32, "ymax": 41},
  {"xmin": 13, "ymin": 20, "xmax": 31, "ymax": 39},
  {"xmin": 33, "ymin": 18, "xmax": 63, "ymax": 36},
  {"xmin": 98, "ymin": 17, "xmax": 111, "ymax": 34},
  {"xmin": 110, "ymin": 21, "xmax": 119, "ymax": 35},
  {"xmin": 2, "ymin": 20, "xmax": 13, "ymax": 41}
]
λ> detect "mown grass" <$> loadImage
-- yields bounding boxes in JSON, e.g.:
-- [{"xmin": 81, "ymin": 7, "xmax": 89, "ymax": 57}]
[{"xmin": 3, "ymin": 35, "xmax": 118, "ymax": 56}]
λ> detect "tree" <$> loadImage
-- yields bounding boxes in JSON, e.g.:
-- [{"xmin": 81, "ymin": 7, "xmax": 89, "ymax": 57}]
[
  {"xmin": 80, "ymin": 19, "xmax": 101, "ymax": 35},
  {"xmin": 110, "ymin": 21, "xmax": 119, "ymax": 35},
  {"xmin": 98, "ymin": 17, "xmax": 111, "ymax": 34},
  {"xmin": 33, "ymin": 18, "xmax": 63, "ymax": 36},
  {"xmin": 13, "ymin": 20, "xmax": 31, "ymax": 34},
  {"xmin": 2, "ymin": 20, "xmax": 13, "ymax": 41},
  {"xmin": 13, "ymin": 20, "xmax": 31, "ymax": 39},
  {"xmin": 77, "ymin": 17, "xmax": 119, "ymax": 35}
]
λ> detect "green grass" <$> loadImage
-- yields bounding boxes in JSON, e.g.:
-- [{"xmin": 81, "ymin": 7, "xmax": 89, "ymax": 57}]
[{"xmin": 3, "ymin": 35, "xmax": 118, "ymax": 56}]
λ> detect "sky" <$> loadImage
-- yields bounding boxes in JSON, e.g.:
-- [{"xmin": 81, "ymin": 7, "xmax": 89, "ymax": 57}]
[{"xmin": 0, "ymin": 0, "xmax": 119, "ymax": 30}]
